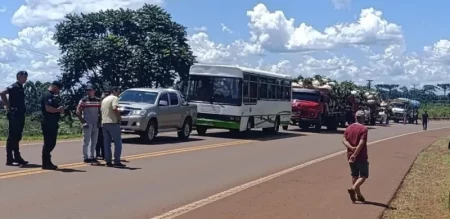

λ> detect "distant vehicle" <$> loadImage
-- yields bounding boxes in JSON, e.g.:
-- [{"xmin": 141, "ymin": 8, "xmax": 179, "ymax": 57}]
[
  {"xmin": 389, "ymin": 98, "xmax": 420, "ymax": 123},
  {"xmin": 291, "ymin": 86, "xmax": 355, "ymax": 132},
  {"xmin": 377, "ymin": 107, "xmax": 388, "ymax": 124},
  {"xmin": 118, "ymin": 88, "xmax": 198, "ymax": 143},
  {"xmin": 186, "ymin": 64, "xmax": 292, "ymax": 135}
]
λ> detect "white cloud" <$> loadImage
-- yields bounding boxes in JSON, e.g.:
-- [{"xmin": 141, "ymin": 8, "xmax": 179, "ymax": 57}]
[
  {"xmin": 331, "ymin": 0, "xmax": 351, "ymax": 10},
  {"xmin": 221, "ymin": 23, "xmax": 233, "ymax": 34},
  {"xmin": 245, "ymin": 4, "xmax": 404, "ymax": 53},
  {"xmin": 0, "ymin": 6, "xmax": 6, "ymax": 13},
  {"xmin": 12, "ymin": 0, "xmax": 165, "ymax": 27}
]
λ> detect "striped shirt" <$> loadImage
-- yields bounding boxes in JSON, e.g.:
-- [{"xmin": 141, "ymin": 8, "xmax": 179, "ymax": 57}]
[{"xmin": 77, "ymin": 96, "xmax": 101, "ymax": 124}]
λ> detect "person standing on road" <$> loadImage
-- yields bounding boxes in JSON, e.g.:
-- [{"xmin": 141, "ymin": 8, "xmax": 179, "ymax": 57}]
[
  {"xmin": 76, "ymin": 85, "xmax": 101, "ymax": 164},
  {"xmin": 96, "ymin": 89, "xmax": 110, "ymax": 160},
  {"xmin": 101, "ymin": 87, "xmax": 126, "ymax": 167},
  {"xmin": 0, "ymin": 71, "xmax": 29, "ymax": 166},
  {"xmin": 40, "ymin": 81, "xmax": 65, "ymax": 170},
  {"xmin": 342, "ymin": 110, "xmax": 369, "ymax": 203},
  {"xmin": 422, "ymin": 111, "xmax": 429, "ymax": 130}
]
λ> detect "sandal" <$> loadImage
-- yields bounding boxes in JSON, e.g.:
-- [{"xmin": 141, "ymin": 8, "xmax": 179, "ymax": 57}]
[{"xmin": 347, "ymin": 188, "xmax": 356, "ymax": 202}]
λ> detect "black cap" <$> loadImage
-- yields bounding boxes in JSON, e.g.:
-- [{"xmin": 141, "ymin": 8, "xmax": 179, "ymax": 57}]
[
  {"xmin": 51, "ymin": 80, "xmax": 62, "ymax": 89},
  {"xmin": 86, "ymin": 84, "xmax": 94, "ymax": 90},
  {"xmin": 16, "ymin": 71, "xmax": 28, "ymax": 77}
]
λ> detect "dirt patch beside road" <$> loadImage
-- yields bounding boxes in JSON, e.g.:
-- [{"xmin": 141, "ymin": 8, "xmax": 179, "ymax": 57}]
[{"xmin": 381, "ymin": 137, "xmax": 450, "ymax": 219}]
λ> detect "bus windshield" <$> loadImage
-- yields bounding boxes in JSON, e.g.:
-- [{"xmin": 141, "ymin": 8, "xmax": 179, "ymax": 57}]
[
  {"xmin": 292, "ymin": 92, "xmax": 320, "ymax": 102},
  {"xmin": 187, "ymin": 75, "xmax": 242, "ymax": 106}
]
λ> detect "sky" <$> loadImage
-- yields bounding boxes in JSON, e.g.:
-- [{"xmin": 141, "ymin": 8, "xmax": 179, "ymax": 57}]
[{"xmin": 0, "ymin": 0, "xmax": 450, "ymax": 90}]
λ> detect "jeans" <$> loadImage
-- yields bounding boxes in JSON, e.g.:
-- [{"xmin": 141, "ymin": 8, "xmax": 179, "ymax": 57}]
[
  {"xmin": 6, "ymin": 110, "xmax": 25, "ymax": 160},
  {"xmin": 102, "ymin": 123, "xmax": 122, "ymax": 164},
  {"xmin": 423, "ymin": 122, "xmax": 428, "ymax": 130},
  {"xmin": 82, "ymin": 124, "xmax": 99, "ymax": 159}
]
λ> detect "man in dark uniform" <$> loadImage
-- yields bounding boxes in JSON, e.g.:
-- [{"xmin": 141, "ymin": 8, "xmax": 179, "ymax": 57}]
[
  {"xmin": 0, "ymin": 71, "xmax": 29, "ymax": 166},
  {"xmin": 40, "ymin": 81, "xmax": 64, "ymax": 170},
  {"xmin": 422, "ymin": 110, "xmax": 429, "ymax": 130},
  {"xmin": 96, "ymin": 89, "xmax": 110, "ymax": 160}
]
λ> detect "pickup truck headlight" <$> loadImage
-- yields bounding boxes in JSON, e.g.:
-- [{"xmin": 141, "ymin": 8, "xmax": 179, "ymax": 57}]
[{"xmin": 130, "ymin": 110, "xmax": 146, "ymax": 116}]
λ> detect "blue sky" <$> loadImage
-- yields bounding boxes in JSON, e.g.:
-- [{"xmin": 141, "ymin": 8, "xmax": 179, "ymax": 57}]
[{"xmin": 0, "ymin": 0, "xmax": 449, "ymax": 88}]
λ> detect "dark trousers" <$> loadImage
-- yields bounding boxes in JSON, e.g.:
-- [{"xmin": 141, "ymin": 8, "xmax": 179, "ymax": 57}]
[
  {"xmin": 423, "ymin": 121, "xmax": 428, "ymax": 130},
  {"xmin": 41, "ymin": 122, "xmax": 59, "ymax": 165},
  {"xmin": 6, "ymin": 111, "xmax": 25, "ymax": 160},
  {"xmin": 96, "ymin": 126, "xmax": 104, "ymax": 157}
]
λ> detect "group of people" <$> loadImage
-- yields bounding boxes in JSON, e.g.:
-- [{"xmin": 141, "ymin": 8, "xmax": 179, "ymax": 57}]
[{"xmin": 1, "ymin": 71, "xmax": 125, "ymax": 170}]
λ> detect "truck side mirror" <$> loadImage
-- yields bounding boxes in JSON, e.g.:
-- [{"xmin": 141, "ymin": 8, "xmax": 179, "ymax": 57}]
[{"xmin": 159, "ymin": 100, "xmax": 168, "ymax": 106}]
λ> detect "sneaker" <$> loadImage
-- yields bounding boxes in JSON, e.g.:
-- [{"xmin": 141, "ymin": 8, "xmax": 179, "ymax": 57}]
[
  {"xmin": 357, "ymin": 195, "xmax": 366, "ymax": 202},
  {"xmin": 42, "ymin": 164, "xmax": 58, "ymax": 170},
  {"xmin": 114, "ymin": 163, "xmax": 126, "ymax": 168},
  {"xmin": 14, "ymin": 158, "xmax": 29, "ymax": 165},
  {"xmin": 83, "ymin": 159, "xmax": 92, "ymax": 163},
  {"xmin": 105, "ymin": 162, "xmax": 114, "ymax": 167}
]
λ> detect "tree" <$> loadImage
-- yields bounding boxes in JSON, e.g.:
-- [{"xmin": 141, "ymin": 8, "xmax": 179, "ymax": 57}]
[
  {"xmin": 437, "ymin": 83, "xmax": 450, "ymax": 97},
  {"xmin": 53, "ymin": 4, "xmax": 195, "ymax": 108}
]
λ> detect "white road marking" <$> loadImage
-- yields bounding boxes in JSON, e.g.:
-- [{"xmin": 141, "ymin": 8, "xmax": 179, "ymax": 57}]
[{"xmin": 150, "ymin": 126, "xmax": 450, "ymax": 219}]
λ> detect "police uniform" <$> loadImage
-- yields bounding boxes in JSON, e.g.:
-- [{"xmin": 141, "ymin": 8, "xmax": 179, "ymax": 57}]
[
  {"xmin": 5, "ymin": 71, "xmax": 29, "ymax": 166},
  {"xmin": 40, "ymin": 81, "xmax": 62, "ymax": 169}
]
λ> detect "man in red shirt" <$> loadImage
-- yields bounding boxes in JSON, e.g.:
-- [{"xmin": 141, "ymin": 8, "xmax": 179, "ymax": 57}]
[{"xmin": 342, "ymin": 110, "xmax": 368, "ymax": 203}]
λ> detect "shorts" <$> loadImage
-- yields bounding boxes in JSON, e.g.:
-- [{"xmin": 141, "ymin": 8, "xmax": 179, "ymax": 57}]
[{"xmin": 349, "ymin": 161, "xmax": 369, "ymax": 178}]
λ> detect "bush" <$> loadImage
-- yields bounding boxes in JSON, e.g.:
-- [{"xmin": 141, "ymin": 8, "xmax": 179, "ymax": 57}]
[
  {"xmin": 418, "ymin": 103, "xmax": 450, "ymax": 118},
  {"xmin": 0, "ymin": 112, "xmax": 82, "ymax": 140}
]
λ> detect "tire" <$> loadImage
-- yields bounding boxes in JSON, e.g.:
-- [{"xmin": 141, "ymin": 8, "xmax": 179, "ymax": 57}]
[
  {"xmin": 299, "ymin": 123, "xmax": 309, "ymax": 130},
  {"xmin": 282, "ymin": 125, "xmax": 288, "ymax": 130},
  {"xmin": 140, "ymin": 119, "xmax": 157, "ymax": 143},
  {"xmin": 177, "ymin": 118, "xmax": 192, "ymax": 140},
  {"xmin": 314, "ymin": 116, "xmax": 322, "ymax": 132},
  {"xmin": 268, "ymin": 116, "xmax": 280, "ymax": 134},
  {"xmin": 196, "ymin": 126, "xmax": 207, "ymax": 136}
]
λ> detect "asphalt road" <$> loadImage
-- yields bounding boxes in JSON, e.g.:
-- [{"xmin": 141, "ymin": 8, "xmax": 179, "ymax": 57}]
[{"xmin": 0, "ymin": 121, "xmax": 448, "ymax": 219}]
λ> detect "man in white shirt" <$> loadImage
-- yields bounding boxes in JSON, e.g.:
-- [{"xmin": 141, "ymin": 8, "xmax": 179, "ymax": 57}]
[{"xmin": 101, "ymin": 87, "xmax": 125, "ymax": 167}]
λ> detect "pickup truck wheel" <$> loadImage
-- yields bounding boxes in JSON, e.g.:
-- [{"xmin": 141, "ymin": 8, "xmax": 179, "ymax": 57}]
[
  {"xmin": 141, "ymin": 120, "xmax": 157, "ymax": 143},
  {"xmin": 196, "ymin": 126, "xmax": 207, "ymax": 136},
  {"xmin": 178, "ymin": 118, "xmax": 192, "ymax": 140}
]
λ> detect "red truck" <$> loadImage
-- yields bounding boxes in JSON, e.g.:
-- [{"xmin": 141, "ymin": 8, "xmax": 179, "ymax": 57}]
[{"xmin": 290, "ymin": 87, "xmax": 357, "ymax": 132}]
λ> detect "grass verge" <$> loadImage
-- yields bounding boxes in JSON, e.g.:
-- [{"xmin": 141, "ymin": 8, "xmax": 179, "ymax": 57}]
[
  {"xmin": 0, "ymin": 134, "xmax": 82, "ymax": 146},
  {"xmin": 381, "ymin": 137, "xmax": 450, "ymax": 219}
]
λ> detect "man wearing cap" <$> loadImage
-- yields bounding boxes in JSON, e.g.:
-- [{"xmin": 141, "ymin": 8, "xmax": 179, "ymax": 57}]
[
  {"xmin": 342, "ymin": 110, "xmax": 369, "ymax": 203},
  {"xmin": 40, "ymin": 81, "xmax": 65, "ymax": 170},
  {"xmin": 76, "ymin": 85, "xmax": 101, "ymax": 164},
  {"xmin": 0, "ymin": 71, "xmax": 29, "ymax": 166}
]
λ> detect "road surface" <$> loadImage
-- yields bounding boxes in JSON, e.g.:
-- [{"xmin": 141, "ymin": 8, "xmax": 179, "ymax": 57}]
[{"xmin": 0, "ymin": 121, "xmax": 448, "ymax": 219}]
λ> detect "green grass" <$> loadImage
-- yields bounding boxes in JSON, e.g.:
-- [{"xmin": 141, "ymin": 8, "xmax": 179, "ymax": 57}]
[
  {"xmin": 381, "ymin": 137, "xmax": 450, "ymax": 219},
  {"xmin": 418, "ymin": 103, "xmax": 450, "ymax": 119},
  {"xmin": 0, "ymin": 114, "xmax": 83, "ymax": 141}
]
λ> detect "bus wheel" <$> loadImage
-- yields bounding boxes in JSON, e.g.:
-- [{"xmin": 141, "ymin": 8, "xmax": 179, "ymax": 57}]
[{"xmin": 196, "ymin": 126, "xmax": 207, "ymax": 136}]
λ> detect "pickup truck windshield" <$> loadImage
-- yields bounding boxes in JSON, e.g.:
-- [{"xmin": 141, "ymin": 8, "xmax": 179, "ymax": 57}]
[
  {"xmin": 119, "ymin": 90, "xmax": 158, "ymax": 104},
  {"xmin": 292, "ymin": 92, "xmax": 320, "ymax": 102},
  {"xmin": 187, "ymin": 75, "xmax": 242, "ymax": 106}
]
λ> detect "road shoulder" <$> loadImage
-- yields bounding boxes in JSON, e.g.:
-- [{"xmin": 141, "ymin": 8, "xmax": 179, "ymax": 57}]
[{"xmin": 174, "ymin": 128, "xmax": 450, "ymax": 219}]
